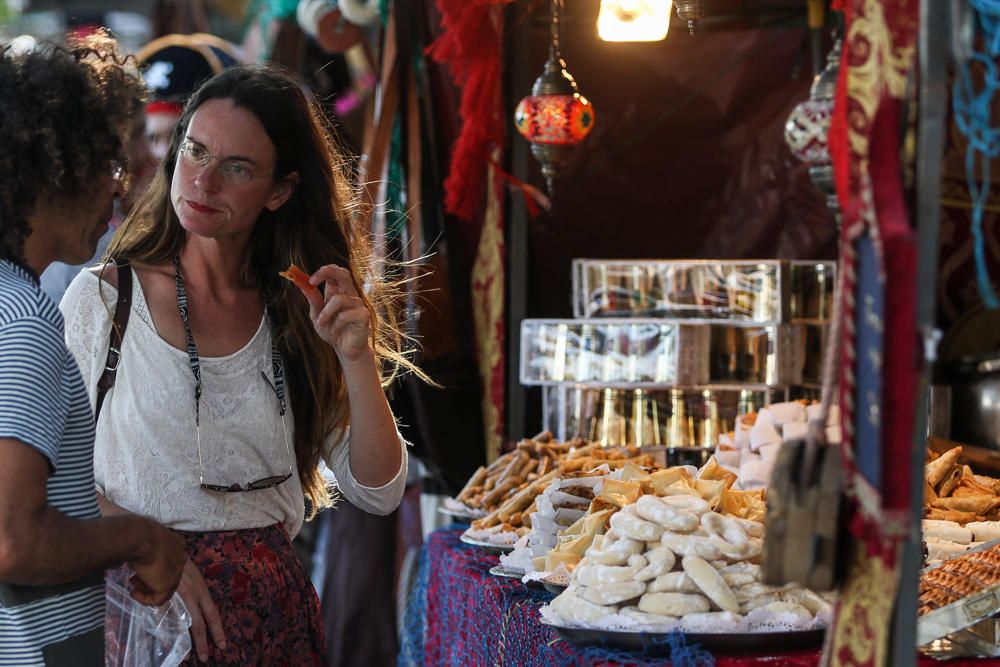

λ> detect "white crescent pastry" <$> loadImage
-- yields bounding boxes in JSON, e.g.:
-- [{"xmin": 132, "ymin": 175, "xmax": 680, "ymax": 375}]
[
  {"xmin": 550, "ymin": 589, "xmax": 613, "ymax": 625},
  {"xmin": 634, "ymin": 547, "xmax": 676, "ymax": 581},
  {"xmin": 682, "ymin": 556, "xmax": 740, "ymax": 614},
  {"xmin": 586, "ymin": 537, "xmax": 644, "ymax": 565},
  {"xmin": 638, "ymin": 592, "xmax": 710, "ymax": 616},
  {"xmin": 635, "ymin": 495, "xmax": 700, "ymax": 532},
  {"xmin": 610, "ymin": 510, "xmax": 665, "ymax": 542},
  {"xmin": 660, "ymin": 532, "xmax": 722, "ymax": 561},
  {"xmin": 647, "ymin": 571, "xmax": 699, "ymax": 594},
  {"xmin": 580, "ymin": 580, "xmax": 648, "ymax": 606}
]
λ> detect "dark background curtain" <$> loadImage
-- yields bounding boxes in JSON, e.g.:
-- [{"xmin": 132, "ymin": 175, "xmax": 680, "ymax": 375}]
[{"xmin": 503, "ymin": 1, "xmax": 837, "ymax": 436}]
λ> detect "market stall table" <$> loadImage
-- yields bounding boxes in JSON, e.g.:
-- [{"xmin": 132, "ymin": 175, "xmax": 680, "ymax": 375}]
[
  {"xmin": 399, "ymin": 526, "xmax": 1000, "ymax": 666},
  {"xmin": 400, "ymin": 526, "xmax": 820, "ymax": 666}
]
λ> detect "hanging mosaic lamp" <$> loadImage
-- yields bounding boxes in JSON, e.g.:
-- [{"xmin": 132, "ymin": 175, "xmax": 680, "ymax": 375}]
[
  {"xmin": 514, "ymin": 0, "xmax": 595, "ymax": 194},
  {"xmin": 784, "ymin": 35, "xmax": 842, "ymax": 215}
]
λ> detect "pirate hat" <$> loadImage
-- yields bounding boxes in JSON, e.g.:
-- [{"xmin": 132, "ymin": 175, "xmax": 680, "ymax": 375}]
[{"xmin": 136, "ymin": 33, "xmax": 240, "ymax": 112}]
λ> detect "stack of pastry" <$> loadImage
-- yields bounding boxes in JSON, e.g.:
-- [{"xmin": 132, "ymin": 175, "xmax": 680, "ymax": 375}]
[
  {"xmin": 919, "ymin": 543, "xmax": 1000, "ymax": 616},
  {"xmin": 512, "ymin": 461, "xmax": 649, "ymax": 578},
  {"xmin": 718, "ymin": 400, "xmax": 841, "ymax": 491},
  {"xmin": 543, "ymin": 459, "xmax": 830, "ymax": 633},
  {"xmin": 461, "ymin": 437, "xmax": 657, "ymax": 543},
  {"xmin": 514, "ymin": 457, "xmax": 765, "ymax": 578},
  {"xmin": 454, "ymin": 433, "xmax": 575, "ymax": 516},
  {"xmin": 925, "ymin": 446, "xmax": 1000, "ymax": 523},
  {"xmin": 918, "ymin": 444, "xmax": 1000, "ymax": 563}
]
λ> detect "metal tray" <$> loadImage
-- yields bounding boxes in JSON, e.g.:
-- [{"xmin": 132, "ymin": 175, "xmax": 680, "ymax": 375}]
[
  {"xmin": 489, "ymin": 565, "xmax": 558, "ymax": 592},
  {"xmin": 918, "ymin": 585, "xmax": 1000, "ymax": 648},
  {"xmin": 459, "ymin": 532, "xmax": 516, "ymax": 554},
  {"xmin": 917, "ymin": 539, "xmax": 1000, "ymax": 646},
  {"xmin": 437, "ymin": 505, "xmax": 479, "ymax": 522},
  {"xmin": 543, "ymin": 581, "xmax": 568, "ymax": 595},
  {"xmin": 921, "ymin": 536, "xmax": 1000, "ymax": 575},
  {"xmin": 488, "ymin": 565, "xmax": 524, "ymax": 580},
  {"xmin": 540, "ymin": 619, "xmax": 825, "ymax": 655},
  {"xmin": 922, "ymin": 631, "xmax": 1000, "ymax": 659}
]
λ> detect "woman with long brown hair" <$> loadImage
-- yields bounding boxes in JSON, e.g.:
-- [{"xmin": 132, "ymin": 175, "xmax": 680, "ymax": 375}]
[{"xmin": 61, "ymin": 64, "xmax": 411, "ymax": 664}]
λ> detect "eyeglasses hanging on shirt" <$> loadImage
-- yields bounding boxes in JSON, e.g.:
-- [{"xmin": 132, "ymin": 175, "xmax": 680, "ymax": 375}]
[{"xmin": 173, "ymin": 255, "xmax": 295, "ymax": 492}]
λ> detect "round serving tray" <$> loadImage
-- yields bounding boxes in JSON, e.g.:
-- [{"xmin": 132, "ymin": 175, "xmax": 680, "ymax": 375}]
[
  {"xmin": 542, "ymin": 581, "xmax": 568, "ymax": 595},
  {"xmin": 437, "ymin": 505, "xmax": 481, "ymax": 522},
  {"xmin": 459, "ymin": 533, "xmax": 516, "ymax": 554},
  {"xmin": 541, "ymin": 619, "xmax": 825, "ymax": 655},
  {"xmin": 488, "ymin": 565, "xmax": 524, "ymax": 580},
  {"xmin": 488, "ymin": 566, "xmax": 567, "ymax": 593}
]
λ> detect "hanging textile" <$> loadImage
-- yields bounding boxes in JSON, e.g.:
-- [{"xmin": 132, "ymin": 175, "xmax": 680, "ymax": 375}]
[
  {"xmin": 425, "ymin": 0, "xmax": 507, "ymax": 223},
  {"xmin": 426, "ymin": 0, "xmax": 508, "ymax": 460},
  {"xmin": 360, "ymin": 0, "xmax": 488, "ymax": 490},
  {"xmin": 471, "ymin": 157, "xmax": 506, "ymax": 462},
  {"xmin": 824, "ymin": 1, "xmax": 919, "ymax": 665}
]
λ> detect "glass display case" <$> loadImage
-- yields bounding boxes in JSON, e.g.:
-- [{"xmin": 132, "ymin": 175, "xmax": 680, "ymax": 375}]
[
  {"xmin": 520, "ymin": 320, "xmax": 825, "ymax": 387},
  {"xmin": 524, "ymin": 259, "xmax": 834, "ymax": 448},
  {"xmin": 571, "ymin": 259, "xmax": 834, "ymax": 322}
]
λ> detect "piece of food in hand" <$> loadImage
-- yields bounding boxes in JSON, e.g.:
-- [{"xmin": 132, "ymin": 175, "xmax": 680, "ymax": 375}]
[{"xmin": 279, "ymin": 264, "xmax": 321, "ymax": 298}]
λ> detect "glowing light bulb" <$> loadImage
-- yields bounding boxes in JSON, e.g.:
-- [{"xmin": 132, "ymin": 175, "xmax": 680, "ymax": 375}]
[{"xmin": 597, "ymin": 0, "xmax": 671, "ymax": 42}]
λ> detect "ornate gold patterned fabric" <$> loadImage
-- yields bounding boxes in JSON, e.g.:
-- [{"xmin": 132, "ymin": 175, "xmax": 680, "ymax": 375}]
[{"xmin": 824, "ymin": 0, "xmax": 919, "ymax": 664}]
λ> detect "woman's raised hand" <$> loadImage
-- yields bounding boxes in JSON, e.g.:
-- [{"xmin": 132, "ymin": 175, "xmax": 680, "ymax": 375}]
[{"xmin": 299, "ymin": 264, "xmax": 373, "ymax": 364}]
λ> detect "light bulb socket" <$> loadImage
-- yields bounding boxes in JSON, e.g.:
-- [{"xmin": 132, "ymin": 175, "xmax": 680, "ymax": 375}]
[
  {"xmin": 531, "ymin": 56, "xmax": 579, "ymax": 97},
  {"xmin": 675, "ymin": 0, "xmax": 707, "ymax": 34}
]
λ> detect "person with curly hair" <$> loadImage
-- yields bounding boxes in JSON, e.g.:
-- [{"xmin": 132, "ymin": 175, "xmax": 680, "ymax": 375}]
[
  {"xmin": 0, "ymin": 35, "xmax": 187, "ymax": 666},
  {"xmin": 61, "ymin": 63, "xmax": 419, "ymax": 664},
  {"xmin": 39, "ymin": 31, "xmax": 241, "ymax": 305}
]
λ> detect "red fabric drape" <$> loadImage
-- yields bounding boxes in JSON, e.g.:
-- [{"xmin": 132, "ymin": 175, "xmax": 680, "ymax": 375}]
[
  {"xmin": 426, "ymin": 0, "xmax": 508, "ymax": 458},
  {"xmin": 425, "ymin": 0, "xmax": 508, "ymax": 223}
]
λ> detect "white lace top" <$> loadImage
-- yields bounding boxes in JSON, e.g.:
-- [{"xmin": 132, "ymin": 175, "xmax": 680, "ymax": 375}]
[{"xmin": 60, "ymin": 270, "xmax": 407, "ymax": 538}]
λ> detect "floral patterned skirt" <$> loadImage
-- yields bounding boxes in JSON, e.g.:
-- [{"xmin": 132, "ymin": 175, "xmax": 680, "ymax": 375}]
[{"xmin": 109, "ymin": 524, "xmax": 326, "ymax": 666}]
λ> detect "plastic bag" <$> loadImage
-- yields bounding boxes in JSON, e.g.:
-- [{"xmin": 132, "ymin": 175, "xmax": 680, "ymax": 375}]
[{"xmin": 104, "ymin": 578, "xmax": 192, "ymax": 667}]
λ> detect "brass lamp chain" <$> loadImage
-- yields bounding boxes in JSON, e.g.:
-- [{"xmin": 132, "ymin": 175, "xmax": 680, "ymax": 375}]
[{"xmin": 549, "ymin": 0, "xmax": 563, "ymax": 61}]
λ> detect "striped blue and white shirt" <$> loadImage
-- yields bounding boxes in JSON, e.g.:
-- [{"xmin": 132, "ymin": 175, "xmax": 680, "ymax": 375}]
[{"xmin": 0, "ymin": 260, "xmax": 104, "ymax": 666}]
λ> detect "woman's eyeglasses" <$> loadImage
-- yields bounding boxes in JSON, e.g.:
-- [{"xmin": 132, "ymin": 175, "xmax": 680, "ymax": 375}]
[
  {"xmin": 200, "ymin": 473, "xmax": 294, "ymax": 493},
  {"xmin": 197, "ymin": 371, "xmax": 294, "ymax": 493},
  {"xmin": 178, "ymin": 139, "xmax": 269, "ymax": 186}
]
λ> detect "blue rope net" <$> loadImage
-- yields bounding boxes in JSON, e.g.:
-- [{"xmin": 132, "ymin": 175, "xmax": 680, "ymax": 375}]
[
  {"xmin": 954, "ymin": 0, "xmax": 1000, "ymax": 308},
  {"xmin": 399, "ymin": 527, "xmax": 716, "ymax": 667}
]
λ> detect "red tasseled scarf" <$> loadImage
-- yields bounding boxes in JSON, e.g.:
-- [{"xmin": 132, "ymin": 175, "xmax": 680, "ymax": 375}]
[{"xmin": 426, "ymin": 0, "xmax": 508, "ymax": 222}]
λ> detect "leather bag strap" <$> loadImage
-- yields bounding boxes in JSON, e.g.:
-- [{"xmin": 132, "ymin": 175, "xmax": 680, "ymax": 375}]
[{"xmin": 95, "ymin": 260, "xmax": 132, "ymax": 421}]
